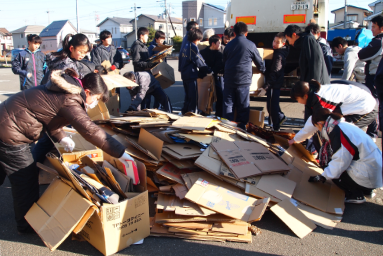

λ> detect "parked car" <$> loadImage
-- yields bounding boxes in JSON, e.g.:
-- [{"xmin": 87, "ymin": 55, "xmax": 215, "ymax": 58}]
[
  {"xmin": 117, "ymin": 47, "xmax": 130, "ymax": 64},
  {"xmin": 11, "ymin": 48, "xmax": 24, "ymax": 61}
]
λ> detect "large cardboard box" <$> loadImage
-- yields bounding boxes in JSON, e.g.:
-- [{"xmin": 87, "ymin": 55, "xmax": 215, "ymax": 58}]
[
  {"xmin": 249, "ymin": 110, "xmax": 265, "ymax": 128},
  {"xmin": 197, "ymin": 75, "xmax": 216, "ymax": 114},
  {"xmin": 105, "ymin": 93, "xmax": 120, "ymax": 117},
  {"xmin": 88, "ymin": 101, "xmax": 111, "ymax": 121},
  {"xmin": 151, "ymin": 62, "xmax": 175, "ymax": 89},
  {"xmin": 25, "ymin": 154, "xmax": 150, "ymax": 256}
]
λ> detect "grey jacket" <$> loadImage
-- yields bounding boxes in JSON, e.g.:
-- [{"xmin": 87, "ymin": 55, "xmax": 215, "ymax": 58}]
[
  {"xmin": 342, "ymin": 46, "xmax": 366, "ymax": 83},
  {"xmin": 91, "ymin": 44, "xmax": 123, "ymax": 69},
  {"xmin": 128, "ymin": 71, "xmax": 161, "ymax": 110}
]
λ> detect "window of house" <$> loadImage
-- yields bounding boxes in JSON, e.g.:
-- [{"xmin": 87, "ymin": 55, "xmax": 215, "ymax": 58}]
[
  {"xmin": 183, "ymin": 18, "xmax": 187, "ymax": 27},
  {"xmin": 347, "ymin": 14, "xmax": 358, "ymax": 22},
  {"xmin": 199, "ymin": 18, "xmax": 203, "ymax": 27},
  {"xmin": 20, "ymin": 34, "xmax": 24, "ymax": 38},
  {"xmin": 208, "ymin": 18, "xmax": 212, "ymax": 26},
  {"xmin": 213, "ymin": 18, "xmax": 217, "ymax": 26},
  {"xmin": 190, "ymin": 17, "xmax": 196, "ymax": 22}
]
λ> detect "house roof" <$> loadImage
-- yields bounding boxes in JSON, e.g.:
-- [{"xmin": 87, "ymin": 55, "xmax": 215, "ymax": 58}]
[
  {"xmin": 39, "ymin": 20, "xmax": 77, "ymax": 37},
  {"xmin": 80, "ymin": 29, "xmax": 97, "ymax": 34},
  {"xmin": 97, "ymin": 17, "xmax": 133, "ymax": 27},
  {"xmin": 11, "ymin": 25, "xmax": 45, "ymax": 34},
  {"xmin": 0, "ymin": 28, "xmax": 12, "ymax": 36},
  {"xmin": 203, "ymin": 3, "xmax": 226, "ymax": 12},
  {"xmin": 331, "ymin": 5, "xmax": 372, "ymax": 14},
  {"xmin": 133, "ymin": 14, "xmax": 182, "ymax": 24},
  {"xmin": 364, "ymin": 11, "xmax": 382, "ymax": 21},
  {"xmin": 329, "ymin": 20, "xmax": 360, "ymax": 29},
  {"xmin": 368, "ymin": 1, "xmax": 381, "ymax": 8}
]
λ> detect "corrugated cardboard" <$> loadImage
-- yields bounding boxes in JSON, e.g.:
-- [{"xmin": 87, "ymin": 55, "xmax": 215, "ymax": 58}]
[
  {"xmin": 88, "ymin": 101, "xmax": 111, "ymax": 121},
  {"xmin": 25, "ymin": 178, "xmax": 96, "ymax": 251},
  {"xmin": 155, "ymin": 212, "xmax": 236, "ymax": 223},
  {"xmin": 211, "ymin": 141, "xmax": 290, "ymax": 179},
  {"xmin": 172, "ymin": 117, "xmax": 214, "ymax": 131},
  {"xmin": 270, "ymin": 199, "xmax": 316, "ymax": 239},
  {"xmin": 156, "ymin": 163, "xmax": 194, "ymax": 184},
  {"xmin": 211, "ymin": 222, "xmax": 248, "ymax": 235},
  {"xmin": 297, "ymin": 202, "xmax": 339, "ymax": 230},
  {"xmin": 138, "ymin": 128, "xmax": 163, "ymax": 161},
  {"xmin": 249, "ymin": 110, "xmax": 265, "ymax": 128},
  {"xmin": 262, "ymin": 48, "xmax": 274, "ymax": 60},
  {"xmin": 293, "ymin": 173, "xmax": 345, "ymax": 215},
  {"xmin": 163, "ymin": 144, "xmax": 202, "ymax": 160},
  {"xmin": 197, "ymin": 75, "xmax": 216, "ymax": 114},
  {"xmin": 185, "ymin": 178, "xmax": 269, "ymax": 222},
  {"xmin": 105, "ymin": 94, "xmax": 120, "ymax": 117},
  {"xmin": 256, "ymin": 175, "xmax": 296, "ymax": 201},
  {"xmin": 245, "ymin": 183, "xmax": 281, "ymax": 204},
  {"xmin": 151, "ymin": 62, "xmax": 175, "ymax": 89},
  {"xmin": 101, "ymin": 74, "xmax": 139, "ymax": 91}
]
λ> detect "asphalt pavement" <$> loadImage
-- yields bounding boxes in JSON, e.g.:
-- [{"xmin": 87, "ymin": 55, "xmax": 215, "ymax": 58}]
[{"xmin": 0, "ymin": 63, "xmax": 383, "ymax": 256}]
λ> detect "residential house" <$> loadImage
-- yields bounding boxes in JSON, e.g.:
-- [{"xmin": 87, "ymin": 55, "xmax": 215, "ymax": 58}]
[
  {"xmin": 182, "ymin": 1, "xmax": 226, "ymax": 35},
  {"xmin": 96, "ymin": 17, "xmax": 133, "ymax": 48},
  {"xmin": 39, "ymin": 20, "xmax": 77, "ymax": 53},
  {"xmin": 0, "ymin": 28, "xmax": 13, "ymax": 54},
  {"xmin": 11, "ymin": 25, "xmax": 45, "ymax": 49},
  {"xmin": 126, "ymin": 14, "xmax": 183, "ymax": 48},
  {"xmin": 331, "ymin": 5, "xmax": 372, "ymax": 28},
  {"xmin": 81, "ymin": 29, "xmax": 98, "ymax": 45},
  {"xmin": 364, "ymin": 1, "xmax": 383, "ymax": 28}
]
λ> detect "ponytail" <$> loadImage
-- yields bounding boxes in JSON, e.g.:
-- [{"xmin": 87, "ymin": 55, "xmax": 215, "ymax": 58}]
[
  {"xmin": 52, "ymin": 33, "xmax": 92, "ymax": 60},
  {"xmin": 81, "ymin": 73, "xmax": 109, "ymax": 103},
  {"xmin": 291, "ymin": 80, "xmax": 321, "ymax": 100},
  {"xmin": 311, "ymin": 107, "xmax": 342, "ymax": 126}
]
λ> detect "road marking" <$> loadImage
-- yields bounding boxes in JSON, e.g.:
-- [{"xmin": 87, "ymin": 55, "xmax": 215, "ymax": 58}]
[{"xmin": 0, "ymin": 80, "xmax": 10, "ymax": 82}]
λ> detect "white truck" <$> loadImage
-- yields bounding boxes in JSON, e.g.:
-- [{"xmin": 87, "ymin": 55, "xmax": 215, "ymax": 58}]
[{"xmin": 226, "ymin": 0, "xmax": 329, "ymax": 91}]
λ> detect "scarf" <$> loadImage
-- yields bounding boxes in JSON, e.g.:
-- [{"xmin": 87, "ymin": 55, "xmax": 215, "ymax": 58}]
[{"xmin": 319, "ymin": 117, "xmax": 339, "ymax": 168}]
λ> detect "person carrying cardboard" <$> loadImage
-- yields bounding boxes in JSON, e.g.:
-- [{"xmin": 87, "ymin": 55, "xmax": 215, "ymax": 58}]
[
  {"xmin": 91, "ymin": 30, "xmax": 124, "ymax": 71},
  {"xmin": 123, "ymin": 71, "xmax": 172, "ymax": 113},
  {"xmin": 309, "ymin": 108, "xmax": 382, "ymax": 204},
  {"xmin": 222, "ymin": 22, "xmax": 265, "ymax": 130},
  {"xmin": 131, "ymin": 27, "xmax": 157, "ymax": 72},
  {"xmin": 256, "ymin": 32, "xmax": 288, "ymax": 131},
  {"xmin": 200, "ymin": 35, "xmax": 224, "ymax": 117},
  {"xmin": 0, "ymin": 69, "xmax": 134, "ymax": 234}
]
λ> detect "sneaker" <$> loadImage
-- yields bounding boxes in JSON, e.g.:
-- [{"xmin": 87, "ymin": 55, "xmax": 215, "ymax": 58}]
[
  {"xmin": 345, "ymin": 196, "xmax": 366, "ymax": 204},
  {"xmin": 280, "ymin": 116, "xmax": 288, "ymax": 126}
]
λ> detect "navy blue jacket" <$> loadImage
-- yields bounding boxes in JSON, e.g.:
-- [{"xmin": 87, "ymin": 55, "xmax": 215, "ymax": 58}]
[
  {"xmin": 223, "ymin": 35, "xmax": 265, "ymax": 86},
  {"xmin": 12, "ymin": 49, "xmax": 45, "ymax": 90},
  {"xmin": 148, "ymin": 39, "xmax": 167, "ymax": 62},
  {"xmin": 179, "ymin": 41, "xmax": 211, "ymax": 81},
  {"xmin": 178, "ymin": 31, "xmax": 189, "ymax": 72},
  {"xmin": 263, "ymin": 46, "xmax": 289, "ymax": 90},
  {"xmin": 91, "ymin": 44, "xmax": 123, "ymax": 69}
]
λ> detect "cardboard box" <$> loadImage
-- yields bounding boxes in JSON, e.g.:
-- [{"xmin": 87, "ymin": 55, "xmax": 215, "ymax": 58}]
[
  {"xmin": 151, "ymin": 62, "xmax": 175, "ymax": 89},
  {"xmin": 249, "ymin": 110, "xmax": 265, "ymax": 128},
  {"xmin": 105, "ymin": 94, "xmax": 120, "ymax": 117},
  {"xmin": 185, "ymin": 178, "xmax": 269, "ymax": 223},
  {"xmin": 172, "ymin": 116, "xmax": 214, "ymax": 131},
  {"xmin": 88, "ymin": 101, "xmax": 111, "ymax": 121},
  {"xmin": 261, "ymin": 48, "xmax": 274, "ymax": 60},
  {"xmin": 26, "ymin": 153, "xmax": 150, "ymax": 256},
  {"xmin": 197, "ymin": 75, "xmax": 215, "ymax": 114},
  {"xmin": 101, "ymin": 74, "xmax": 139, "ymax": 91},
  {"xmin": 211, "ymin": 140, "xmax": 290, "ymax": 179}
]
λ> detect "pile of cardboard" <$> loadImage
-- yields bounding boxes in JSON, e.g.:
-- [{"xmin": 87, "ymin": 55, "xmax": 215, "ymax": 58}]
[{"xmin": 31, "ymin": 107, "xmax": 346, "ymax": 255}]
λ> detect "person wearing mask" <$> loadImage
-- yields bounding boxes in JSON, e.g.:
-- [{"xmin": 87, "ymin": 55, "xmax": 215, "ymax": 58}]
[
  {"xmin": 200, "ymin": 35, "xmax": 224, "ymax": 117},
  {"xmin": 0, "ymin": 69, "xmax": 133, "ymax": 234},
  {"xmin": 123, "ymin": 71, "xmax": 172, "ymax": 113},
  {"xmin": 91, "ymin": 30, "xmax": 124, "ymax": 71},
  {"xmin": 305, "ymin": 23, "xmax": 333, "ymax": 77},
  {"xmin": 179, "ymin": 29, "xmax": 212, "ymax": 114},
  {"xmin": 309, "ymin": 108, "xmax": 382, "ymax": 204},
  {"xmin": 42, "ymin": 33, "xmax": 95, "ymax": 84},
  {"xmin": 178, "ymin": 21, "xmax": 199, "ymax": 72},
  {"xmin": 148, "ymin": 30, "xmax": 166, "ymax": 57},
  {"xmin": 331, "ymin": 37, "xmax": 365, "ymax": 83},
  {"xmin": 198, "ymin": 28, "xmax": 215, "ymax": 51},
  {"xmin": 223, "ymin": 22, "xmax": 265, "ymax": 130},
  {"xmin": 12, "ymin": 34, "xmax": 45, "ymax": 90},
  {"xmin": 256, "ymin": 32, "xmax": 288, "ymax": 131},
  {"xmin": 284, "ymin": 25, "xmax": 330, "ymax": 84},
  {"xmin": 131, "ymin": 27, "xmax": 157, "ymax": 72},
  {"xmin": 288, "ymin": 80, "xmax": 376, "ymax": 147}
]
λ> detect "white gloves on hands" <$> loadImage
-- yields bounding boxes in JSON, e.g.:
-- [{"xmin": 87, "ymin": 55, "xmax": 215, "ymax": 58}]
[
  {"xmin": 27, "ymin": 73, "xmax": 32, "ymax": 78},
  {"xmin": 59, "ymin": 137, "xmax": 75, "ymax": 152},
  {"xmin": 257, "ymin": 88, "xmax": 267, "ymax": 97},
  {"xmin": 119, "ymin": 152, "xmax": 134, "ymax": 162}
]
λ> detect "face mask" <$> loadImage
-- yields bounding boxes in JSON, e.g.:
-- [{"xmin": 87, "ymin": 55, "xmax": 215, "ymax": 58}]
[{"xmin": 86, "ymin": 100, "xmax": 99, "ymax": 110}]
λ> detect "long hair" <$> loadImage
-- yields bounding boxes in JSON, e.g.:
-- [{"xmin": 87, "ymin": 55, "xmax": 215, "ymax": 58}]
[{"xmin": 51, "ymin": 33, "xmax": 92, "ymax": 60}]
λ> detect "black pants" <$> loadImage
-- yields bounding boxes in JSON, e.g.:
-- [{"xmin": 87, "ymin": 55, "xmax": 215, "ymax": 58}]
[
  {"xmin": 136, "ymin": 86, "xmax": 172, "ymax": 113},
  {"xmin": 214, "ymin": 75, "xmax": 224, "ymax": 118},
  {"xmin": 266, "ymin": 88, "xmax": 285, "ymax": 131},
  {"xmin": 223, "ymin": 83, "xmax": 250, "ymax": 129},
  {"xmin": 0, "ymin": 140, "xmax": 39, "ymax": 231},
  {"xmin": 333, "ymin": 171, "xmax": 373, "ymax": 199},
  {"xmin": 182, "ymin": 79, "xmax": 199, "ymax": 114}
]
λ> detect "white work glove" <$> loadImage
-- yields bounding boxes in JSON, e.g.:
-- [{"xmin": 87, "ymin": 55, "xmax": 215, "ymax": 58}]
[
  {"xmin": 59, "ymin": 137, "xmax": 75, "ymax": 152},
  {"xmin": 207, "ymin": 72, "xmax": 213, "ymax": 76},
  {"xmin": 119, "ymin": 152, "xmax": 134, "ymax": 162},
  {"xmin": 27, "ymin": 73, "xmax": 32, "ymax": 78},
  {"xmin": 257, "ymin": 88, "xmax": 267, "ymax": 97}
]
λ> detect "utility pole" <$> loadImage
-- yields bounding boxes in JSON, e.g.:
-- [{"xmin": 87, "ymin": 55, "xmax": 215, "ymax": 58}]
[
  {"xmin": 134, "ymin": 3, "xmax": 138, "ymax": 41},
  {"xmin": 165, "ymin": 0, "xmax": 168, "ymax": 43},
  {"xmin": 76, "ymin": 0, "xmax": 80, "ymax": 33},
  {"xmin": 344, "ymin": 0, "xmax": 347, "ymax": 29}
]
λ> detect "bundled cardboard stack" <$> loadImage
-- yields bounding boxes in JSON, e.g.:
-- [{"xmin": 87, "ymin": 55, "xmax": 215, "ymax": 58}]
[{"xmin": 32, "ymin": 107, "xmax": 346, "ymax": 255}]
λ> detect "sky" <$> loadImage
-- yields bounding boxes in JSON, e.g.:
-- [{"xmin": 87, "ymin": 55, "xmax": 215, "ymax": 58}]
[{"xmin": 0, "ymin": 0, "xmax": 376, "ymax": 32}]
